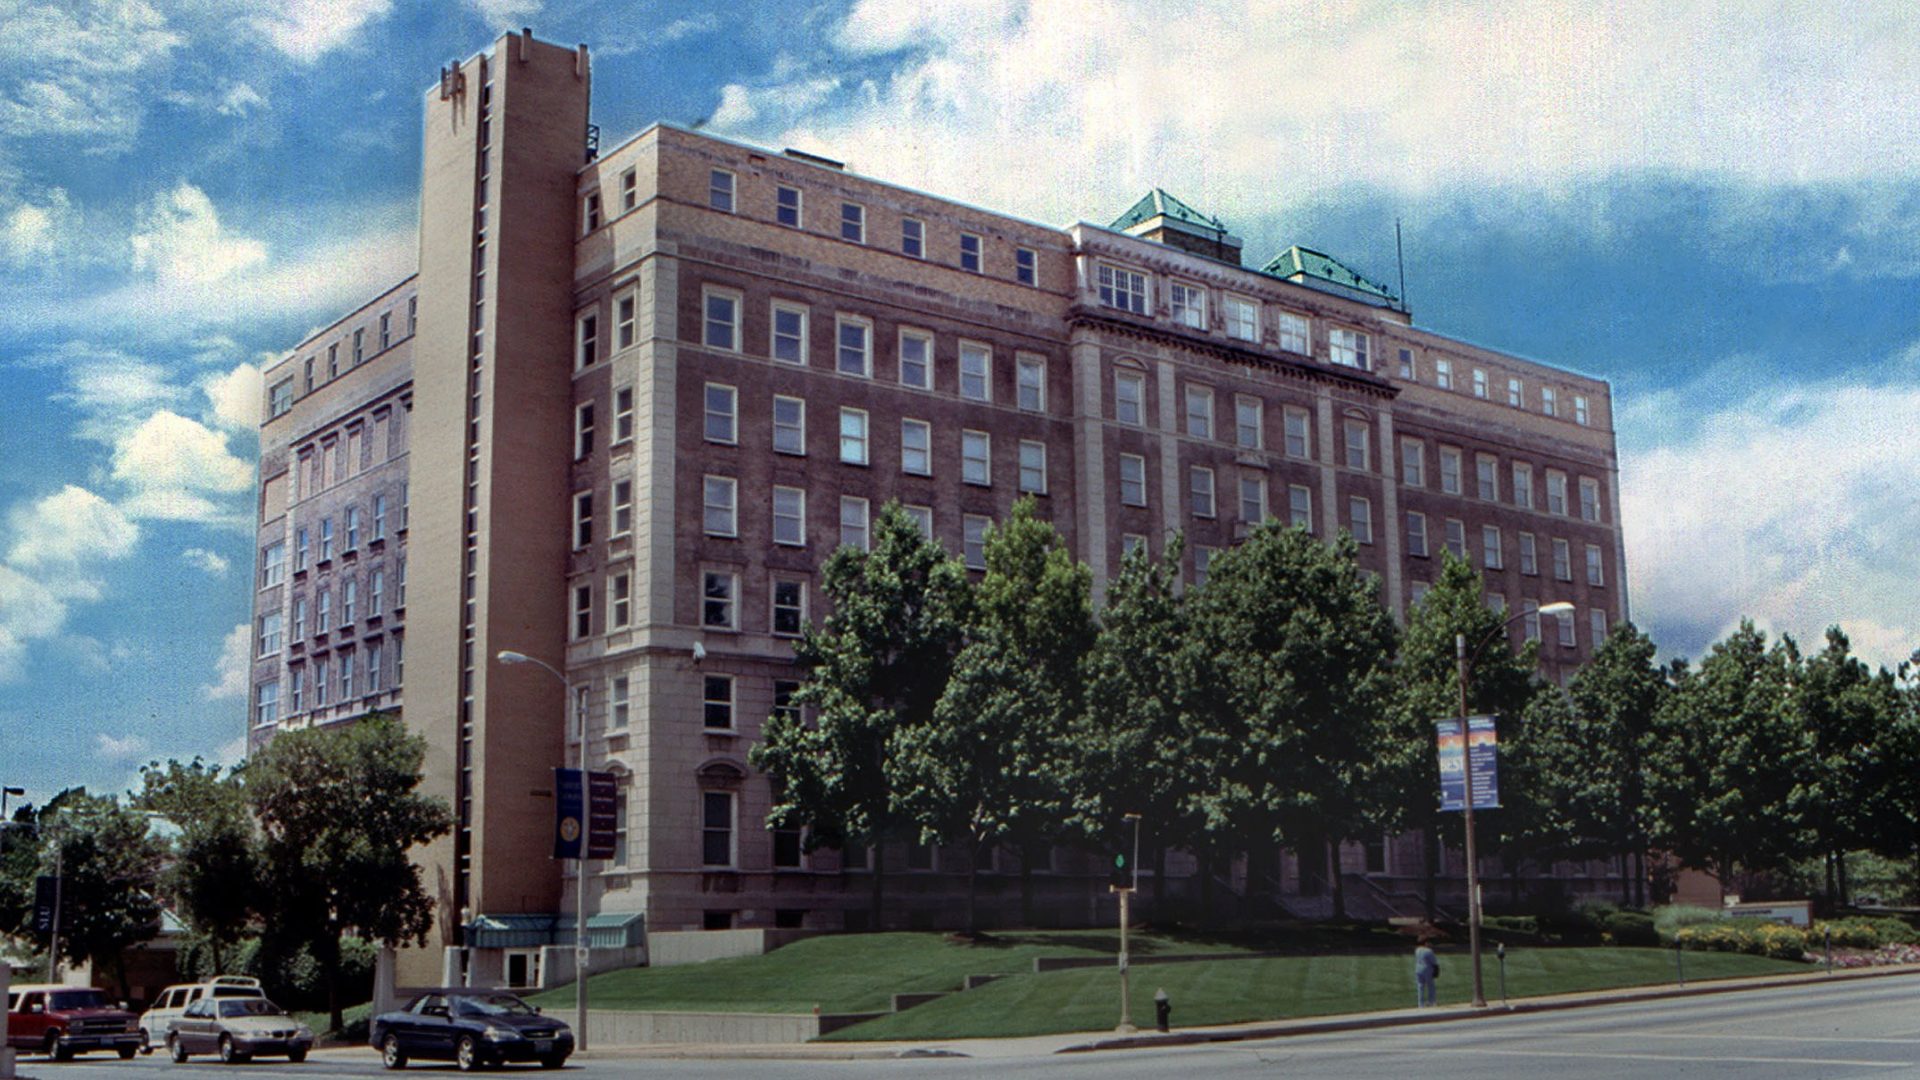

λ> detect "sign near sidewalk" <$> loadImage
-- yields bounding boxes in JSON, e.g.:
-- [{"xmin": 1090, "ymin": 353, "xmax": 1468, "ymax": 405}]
[{"xmin": 1436, "ymin": 715, "xmax": 1500, "ymax": 811}]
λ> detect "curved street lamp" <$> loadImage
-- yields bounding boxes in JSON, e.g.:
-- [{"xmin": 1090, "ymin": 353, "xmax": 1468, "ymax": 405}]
[{"xmin": 1457, "ymin": 600, "xmax": 1573, "ymax": 1008}]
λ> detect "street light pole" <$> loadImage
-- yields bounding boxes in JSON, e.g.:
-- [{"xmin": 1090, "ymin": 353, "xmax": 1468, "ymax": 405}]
[
  {"xmin": 1454, "ymin": 601, "xmax": 1573, "ymax": 1010},
  {"xmin": 1115, "ymin": 812, "xmax": 1142, "ymax": 1034},
  {"xmin": 495, "ymin": 649, "xmax": 588, "ymax": 1052}
]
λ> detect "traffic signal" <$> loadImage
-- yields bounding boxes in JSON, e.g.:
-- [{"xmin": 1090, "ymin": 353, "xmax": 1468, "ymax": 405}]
[{"xmin": 1109, "ymin": 851, "xmax": 1132, "ymax": 891}]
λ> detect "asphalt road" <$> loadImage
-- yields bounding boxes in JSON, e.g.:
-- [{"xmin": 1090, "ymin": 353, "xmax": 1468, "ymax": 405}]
[{"xmin": 13, "ymin": 975, "xmax": 1920, "ymax": 1079}]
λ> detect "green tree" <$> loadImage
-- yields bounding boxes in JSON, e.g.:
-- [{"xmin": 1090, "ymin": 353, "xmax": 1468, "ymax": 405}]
[
  {"xmin": 1647, "ymin": 621, "xmax": 1815, "ymax": 891},
  {"xmin": 135, "ymin": 758, "xmax": 259, "ymax": 973},
  {"xmin": 1182, "ymin": 522, "xmax": 1398, "ymax": 919},
  {"xmin": 891, "ymin": 499, "xmax": 1096, "ymax": 929},
  {"xmin": 1795, "ymin": 628, "xmax": 1902, "ymax": 906},
  {"xmin": 1380, "ymin": 555, "xmax": 1540, "ymax": 918},
  {"xmin": 246, "ymin": 714, "xmax": 451, "ymax": 1033},
  {"xmin": 750, "ymin": 503, "xmax": 972, "ymax": 926}
]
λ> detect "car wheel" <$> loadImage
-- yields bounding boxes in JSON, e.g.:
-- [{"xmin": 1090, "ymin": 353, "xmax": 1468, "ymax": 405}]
[
  {"xmin": 218, "ymin": 1034, "xmax": 251, "ymax": 1064},
  {"xmin": 141, "ymin": 1031, "xmax": 153, "ymax": 1054},
  {"xmin": 455, "ymin": 1035, "xmax": 480, "ymax": 1072},
  {"xmin": 540, "ymin": 1054, "xmax": 568, "ymax": 1069},
  {"xmin": 51, "ymin": 1034, "xmax": 74, "ymax": 1062},
  {"xmin": 169, "ymin": 1034, "xmax": 189, "ymax": 1063},
  {"xmin": 119, "ymin": 1045, "xmax": 138, "ymax": 1060},
  {"xmin": 381, "ymin": 1033, "xmax": 407, "ymax": 1070},
  {"xmin": 287, "ymin": 1048, "xmax": 308, "ymax": 1064}
]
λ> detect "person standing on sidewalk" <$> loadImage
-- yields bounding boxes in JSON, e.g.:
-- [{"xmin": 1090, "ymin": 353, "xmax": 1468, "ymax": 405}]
[{"xmin": 1414, "ymin": 936, "xmax": 1440, "ymax": 1008}]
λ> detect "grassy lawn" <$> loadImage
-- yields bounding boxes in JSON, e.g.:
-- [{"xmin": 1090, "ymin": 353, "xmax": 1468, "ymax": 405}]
[
  {"xmin": 823, "ymin": 946, "xmax": 1811, "ymax": 1040},
  {"xmin": 293, "ymin": 1001, "xmax": 374, "ymax": 1044}
]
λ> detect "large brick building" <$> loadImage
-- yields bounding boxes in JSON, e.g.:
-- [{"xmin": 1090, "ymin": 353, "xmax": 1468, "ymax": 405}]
[{"xmin": 248, "ymin": 31, "xmax": 1628, "ymax": 986}]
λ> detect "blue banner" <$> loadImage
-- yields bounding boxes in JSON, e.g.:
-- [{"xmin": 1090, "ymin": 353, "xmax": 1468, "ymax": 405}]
[
  {"xmin": 1436, "ymin": 715, "xmax": 1500, "ymax": 811},
  {"xmin": 553, "ymin": 768, "xmax": 584, "ymax": 859}
]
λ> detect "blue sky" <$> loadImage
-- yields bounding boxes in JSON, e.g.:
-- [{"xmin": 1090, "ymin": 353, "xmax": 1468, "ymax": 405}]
[{"xmin": 3, "ymin": 1, "xmax": 1918, "ymax": 805}]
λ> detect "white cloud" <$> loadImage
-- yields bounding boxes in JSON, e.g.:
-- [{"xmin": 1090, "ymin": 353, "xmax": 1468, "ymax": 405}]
[
  {"xmin": 216, "ymin": 82, "xmax": 266, "ymax": 117},
  {"xmin": 129, "ymin": 183, "xmax": 267, "ymax": 289},
  {"xmin": 208, "ymin": 734, "xmax": 250, "ymax": 768},
  {"xmin": 203, "ymin": 361, "xmax": 263, "ymax": 430},
  {"xmin": 1622, "ymin": 364, "xmax": 1920, "ymax": 670},
  {"xmin": 2, "ymin": 187, "xmax": 76, "ymax": 266},
  {"xmin": 6, "ymin": 485, "xmax": 139, "ymax": 573},
  {"xmin": 203, "ymin": 623, "xmax": 250, "ymax": 701},
  {"xmin": 180, "ymin": 547, "xmax": 229, "ymax": 576},
  {"xmin": 94, "ymin": 732, "xmax": 148, "ymax": 762},
  {"xmin": 467, "ymin": 0, "xmax": 540, "ymax": 26},
  {"xmin": 252, "ymin": 0, "xmax": 392, "ymax": 63},
  {"xmin": 0, "ymin": 0, "xmax": 183, "ymax": 145},
  {"xmin": 111, "ymin": 410, "xmax": 254, "ymax": 523}
]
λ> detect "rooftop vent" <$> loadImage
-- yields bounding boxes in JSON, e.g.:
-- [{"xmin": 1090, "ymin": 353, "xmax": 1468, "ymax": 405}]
[{"xmin": 783, "ymin": 148, "xmax": 845, "ymax": 171}]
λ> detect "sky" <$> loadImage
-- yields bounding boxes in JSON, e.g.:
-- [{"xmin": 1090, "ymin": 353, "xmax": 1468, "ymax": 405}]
[{"xmin": 3, "ymin": 0, "xmax": 1918, "ymax": 806}]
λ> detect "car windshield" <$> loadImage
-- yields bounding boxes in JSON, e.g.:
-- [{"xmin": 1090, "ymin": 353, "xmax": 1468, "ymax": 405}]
[
  {"xmin": 452, "ymin": 994, "xmax": 536, "ymax": 1017},
  {"xmin": 49, "ymin": 991, "xmax": 111, "ymax": 1010},
  {"xmin": 219, "ymin": 999, "xmax": 284, "ymax": 1018}
]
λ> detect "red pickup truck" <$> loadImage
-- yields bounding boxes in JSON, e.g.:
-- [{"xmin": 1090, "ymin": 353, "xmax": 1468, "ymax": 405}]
[{"xmin": 6, "ymin": 983, "xmax": 142, "ymax": 1060}]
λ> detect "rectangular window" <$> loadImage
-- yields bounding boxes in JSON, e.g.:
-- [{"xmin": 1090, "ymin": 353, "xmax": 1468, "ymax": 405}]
[
  {"xmin": 290, "ymin": 666, "xmax": 305, "ymax": 712},
  {"xmin": 342, "ymin": 578, "xmax": 357, "ymax": 624},
  {"xmin": 371, "ymin": 569, "xmax": 385, "ymax": 612},
  {"xmin": 703, "ymin": 288, "xmax": 741, "ymax": 351},
  {"xmin": 772, "ymin": 486, "xmax": 805, "ymax": 546},
  {"xmin": 1476, "ymin": 455, "xmax": 1499, "ymax": 501},
  {"xmin": 620, "ymin": 167, "xmax": 637, "ymax": 211},
  {"xmin": 303, "ymin": 358, "xmax": 313, "ymax": 393},
  {"xmin": 583, "ymin": 192, "xmax": 601, "ymax": 232},
  {"xmin": 614, "ymin": 386, "xmax": 634, "ymax": 444},
  {"xmin": 1590, "ymin": 608, "xmax": 1608, "ymax": 646},
  {"xmin": 959, "ymin": 342, "xmax": 991, "ymax": 402},
  {"xmin": 1277, "ymin": 311, "xmax": 1310, "ymax": 355},
  {"xmin": 704, "ymin": 475, "xmax": 738, "ymax": 537},
  {"xmin": 963, "ymin": 514, "xmax": 990, "ymax": 570},
  {"xmin": 959, "ymin": 232, "xmax": 982, "ymax": 272},
  {"xmin": 609, "ymin": 571, "xmax": 631, "ymax": 629},
  {"xmin": 1445, "ymin": 518, "xmax": 1467, "ymax": 559},
  {"xmin": 573, "ymin": 492, "xmax": 594, "ymax": 548},
  {"xmin": 704, "ymin": 383, "xmax": 737, "ymax": 444},
  {"xmin": 898, "ymin": 329, "xmax": 932, "ymax": 388},
  {"xmin": 577, "ymin": 312, "xmax": 598, "ymax": 369},
  {"xmin": 701, "ymin": 571, "xmax": 737, "ymax": 628},
  {"xmin": 1552, "ymin": 537, "xmax": 1572, "ymax": 581},
  {"xmin": 1118, "ymin": 454, "xmax": 1147, "ymax": 506},
  {"xmin": 1482, "ymin": 525, "xmax": 1503, "ymax": 569},
  {"xmin": 1015, "ymin": 246, "xmax": 1037, "ymax": 286},
  {"xmin": 962, "ymin": 429, "xmax": 991, "ymax": 486},
  {"xmin": 1473, "ymin": 368, "xmax": 1489, "ymax": 398},
  {"xmin": 1234, "ymin": 396, "xmax": 1262, "ymax": 449},
  {"xmin": 1097, "ymin": 263, "xmax": 1149, "ymax": 314},
  {"xmin": 1523, "ymin": 599, "xmax": 1541, "ymax": 642},
  {"xmin": 1169, "ymin": 282, "xmax": 1207, "ymax": 329},
  {"xmin": 1586, "ymin": 544, "xmax": 1605, "ymax": 586},
  {"xmin": 1329, "ymin": 328, "xmax": 1369, "ymax": 369},
  {"xmin": 772, "ymin": 578, "xmax": 806, "ymax": 636},
  {"xmin": 839, "ymin": 496, "xmax": 869, "ymax": 550},
  {"xmin": 702, "ymin": 791, "xmax": 734, "ymax": 866},
  {"xmin": 1193, "ymin": 546, "xmax": 1214, "ymax": 587},
  {"xmin": 771, "ymin": 302, "xmax": 808, "ymax": 365},
  {"xmin": 379, "ymin": 312, "xmax": 392, "ymax": 349},
  {"xmin": 1288, "ymin": 484, "xmax": 1312, "ymax": 530},
  {"xmin": 1435, "ymin": 359, "xmax": 1454, "ymax": 390},
  {"xmin": 612, "ymin": 478, "xmax": 633, "ymax": 536},
  {"xmin": 1016, "ymin": 354, "xmax": 1046, "ymax": 411},
  {"xmin": 255, "ymin": 680, "xmax": 280, "ymax": 727},
  {"xmin": 1242, "ymin": 476, "xmax": 1268, "ymax": 523},
  {"xmin": 703, "ymin": 674, "xmax": 734, "ymax": 729},
  {"xmin": 573, "ymin": 583, "xmax": 593, "ymax": 639},
  {"xmin": 1398, "ymin": 347, "xmax": 1414, "ymax": 379},
  {"xmin": 773, "ymin": 395, "xmax": 806, "ymax": 455},
  {"xmin": 709, "ymin": 168, "xmax": 735, "ymax": 212},
  {"xmin": 1189, "ymin": 466, "xmax": 1216, "ymax": 518},
  {"xmin": 1547, "ymin": 470, "xmax": 1568, "ymax": 515},
  {"xmin": 1344, "ymin": 421, "xmax": 1370, "ymax": 471},
  {"xmin": 316, "ymin": 588, "xmax": 331, "ymax": 628},
  {"xmin": 262, "ymin": 541, "xmax": 286, "ymax": 588},
  {"xmin": 1439, "ymin": 447, "xmax": 1462, "ymax": 494},
  {"xmin": 837, "ymin": 316, "xmax": 871, "ymax": 376},
  {"xmin": 1512, "ymin": 462, "xmax": 1534, "ymax": 509},
  {"xmin": 295, "ymin": 527, "xmax": 309, "ymax": 571},
  {"xmin": 258, "ymin": 611, "xmax": 283, "ymax": 656},
  {"xmin": 1225, "ymin": 295, "xmax": 1259, "ymax": 341},
  {"xmin": 1574, "ymin": 395, "xmax": 1590, "ymax": 425},
  {"xmin": 1284, "ymin": 406, "xmax": 1311, "ymax": 459},
  {"xmin": 1350, "ymin": 496, "xmax": 1373, "ymax": 543},
  {"xmin": 1122, "ymin": 533, "xmax": 1147, "ymax": 558},
  {"xmin": 1542, "ymin": 386, "xmax": 1558, "ymax": 416},
  {"xmin": 292, "ymin": 596, "xmax": 307, "ymax": 639},
  {"xmin": 269, "ymin": 379, "xmax": 293, "ymax": 418},
  {"xmin": 839, "ymin": 407, "xmax": 869, "ymax": 465},
  {"xmin": 1115, "ymin": 370, "xmax": 1145, "ymax": 424},
  {"xmin": 776, "ymin": 185, "xmax": 801, "ymax": 227},
  {"xmin": 353, "ymin": 328, "xmax": 365, "ymax": 364},
  {"xmin": 1519, "ymin": 532, "xmax": 1538, "ymax": 575},
  {"xmin": 1184, "ymin": 385, "xmax": 1214, "ymax": 439},
  {"xmin": 1407, "ymin": 511, "xmax": 1429, "ymax": 557},
  {"xmin": 900, "ymin": 418, "xmax": 932, "ymax": 475},
  {"xmin": 902, "ymin": 504, "xmax": 933, "ymax": 536},
  {"xmin": 840, "ymin": 202, "xmax": 865, "ymax": 243},
  {"xmin": 373, "ymin": 494, "xmax": 388, "ymax": 540},
  {"xmin": 1579, "ymin": 477, "xmax": 1601, "ymax": 522},
  {"xmin": 1508, "ymin": 377, "xmax": 1523, "ymax": 407},
  {"xmin": 327, "ymin": 343, "xmax": 338, "ymax": 377},
  {"xmin": 900, "ymin": 217, "xmax": 924, "ymax": 257},
  {"xmin": 575, "ymin": 402, "xmax": 596, "ymax": 458},
  {"xmin": 1410, "ymin": 581, "xmax": 1431, "ymax": 606},
  {"xmin": 320, "ymin": 517, "xmax": 334, "ymax": 561},
  {"xmin": 1018, "ymin": 440, "xmax": 1047, "ymax": 494},
  {"xmin": 1400, "ymin": 438, "xmax": 1425, "ymax": 486},
  {"xmin": 1557, "ymin": 608, "xmax": 1576, "ymax": 646}
]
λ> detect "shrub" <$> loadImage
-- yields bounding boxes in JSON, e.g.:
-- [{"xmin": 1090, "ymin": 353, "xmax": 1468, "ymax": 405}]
[
  {"xmin": 1481, "ymin": 915, "xmax": 1539, "ymax": 935},
  {"xmin": 1653, "ymin": 904, "xmax": 1726, "ymax": 941},
  {"xmin": 1603, "ymin": 911, "xmax": 1659, "ymax": 947},
  {"xmin": 1675, "ymin": 918, "xmax": 1808, "ymax": 960},
  {"xmin": 1813, "ymin": 917, "xmax": 1920, "ymax": 950}
]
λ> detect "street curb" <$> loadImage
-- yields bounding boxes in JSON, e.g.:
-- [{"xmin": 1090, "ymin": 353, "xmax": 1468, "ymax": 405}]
[{"xmin": 1055, "ymin": 963, "xmax": 1920, "ymax": 1053}]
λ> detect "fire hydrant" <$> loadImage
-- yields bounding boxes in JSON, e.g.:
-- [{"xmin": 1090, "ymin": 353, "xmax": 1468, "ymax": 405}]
[{"xmin": 1154, "ymin": 988, "xmax": 1171, "ymax": 1032}]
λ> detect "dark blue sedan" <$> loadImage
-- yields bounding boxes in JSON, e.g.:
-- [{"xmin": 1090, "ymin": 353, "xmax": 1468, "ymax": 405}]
[{"xmin": 369, "ymin": 990, "xmax": 572, "ymax": 1071}]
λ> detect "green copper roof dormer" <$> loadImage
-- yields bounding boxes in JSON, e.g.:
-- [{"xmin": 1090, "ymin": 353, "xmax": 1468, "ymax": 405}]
[
  {"xmin": 1110, "ymin": 188, "xmax": 1228, "ymax": 234},
  {"xmin": 1262, "ymin": 245, "xmax": 1400, "ymax": 306}
]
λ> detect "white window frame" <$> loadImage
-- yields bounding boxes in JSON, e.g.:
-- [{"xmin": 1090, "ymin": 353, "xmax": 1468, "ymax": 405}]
[
  {"xmin": 576, "ymin": 310, "xmax": 598, "ymax": 370},
  {"xmin": 1508, "ymin": 377, "xmax": 1523, "ymax": 407},
  {"xmin": 1349, "ymin": 495, "xmax": 1373, "ymax": 544},
  {"xmin": 962, "ymin": 514, "xmax": 990, "ymax": 570},
  {"xmin": 903, "ymin": 504, "xmax": 933, "ymax": 537},
  {"xmin": 776, "ymin": 184, "xmax": 802, "ymax": 227},
  {"xmin": 1096, "ymin": 263, "xmax": 1149, "ymax": 314},
  {"xmin": 1169, "ymin": 281, "xmax": 1207, "ymax": 330},
  {"xmin": 1407, "ymin": 511, "xmax": 1429, "ymax": 557},
  {"xmin": 1018, "ymin": 440, "xmax": 1047, "ymax": 494},
  {"xmin": 1225, "ymin": 294, "xmax": 1259, "ymax": 342},
  {"xmin": 262, "ymin": 541, "xmax": 286, "ymax": 588},
  {"xmin": 609, "ymin": 571, "xmax": 632, "ymax": 630},
  {"xmin": 772, "ymin": 486, "xmax": 806, "ymax": 547},
  {"xmin": 1473, "ymin": 368, "xmax": 1489, "ymax": 398},
  {"xmin": 1445, "ymin": 518, "xmax": 1467, "ymax": 559},
  {"xmin": 839, "ymin": 407, "xmax": 869, "ymax": 465},
  {"xmin": 1519, "ymin": 532, "xmax": 1538, "ymax": 575},
  {"xmin": 573, "ymin": 583, "xmax": 594, "ymax": 639},
  {"xmin": 1482, "ymin": 525, "xmax": 1503, "ymax": 569},
  {"xmin": 900, "ymin": 216, "xmax": 924, "ymax": 258},
  {"xmin": 773, "ymin": 394, "xmax": 806, "ymax": 456},
  {"xmin": 1277, "ymin": 311, "xmax": 1310, "ymax": 355},
  {"xmin": 612, "ymin": 478, "xmax": 633, "ymax": 537},
  {"xmin": 1184, "ymin": 385, "xmax": 1214, "ymax": 439},
  {"xmin": 620, "ymin": 167, "xmax": 638, "ymax": 212},
  {"xmin": 708, "ymin": 168, "xmax": 735, "ymax": 212},
  {"xmin": 1400, "ymin": 438, "xmax": 1425, "ymax": 487},
  {"xmin": 1015, "ymin": 246, "xmax": 1037, "ymax": 286},
  {"xmin": 1284, "ymin": 406, "xmax": 1311, "ymax": 459},
  {"xmin": 616, "ymin": 291, "xmax": 637, "ymax": 349},
  {"xmin": 1118, "ymin": 453, "xmax": 1147, "ymax": 506},
  {"xmin": 1586, "ymin": 544, "xmax": 1606, "ymax": 587},
  {"xmin": 771, "ymin": 301, "xmax": 808, "ymax": 365},
  {"xmin": 840, "ymin": 201, "xmax": 865, "ymax": 243},
  {"xmin": 574, "ymin": 401, "xmax": 596, "ymax": 459},
  {"xmin": 1439, "ymin": 447, "xmax": 1462, "ymax": 495},
  {"xmin": 1345, "ymin": 421, "xmax": 1371, "ymax": 471},
  {"xmin": 1542, "ymin": 386, "xmax": 1558, "ymax": 417},
  {"xmin": 1547, "ymin": 470, "xmax": 1568, "ymax": 515},
  {"xmin": 899, "ymin": 328, "xmax": 932, "ymax": 389},
  {"xmin": 1234, "ymin": 395, "xmax": 1262, "ymax": 450},
  {"xmin": 572, "ymin": 491, "xmax": 593, "ymax": 549},
  {"xmin": 703, "ymin": 287, "xmax": 742, "ymax": 352},
  {"xmin": 1016, "ymin": 353, "xmax": 1047, "ymax": 412},
  {"xmin": 771, "ymin": 577, "xmax": 807, "ymax": 637},
  {"xmin": 839, "ymin": 496, "xmax": 870, "ymax": 551},
  {"xmin": 836, "ymin": 315, "xmax": 872, "ymax": 377},
  {"xmin": 1579, "ymin": 477, "xmax": 1601, "ymax": 522},
  {"xmin": 701, "ymin": 571, "xmax": 738, "ymax": 630},
  {"xmin": 1476, "ymin": 454, "xmax": 1499, "ymax": 502},
  {"xmin": 1435, "ymin": 358, "xmax": 1454, "ymax": 390},
  {"xmin": 703, "ymin": 475, "xmax": 738, "ymax": 538},
  {"xmin": 1513, "ymin": 462, "xmax": 1534, "ymax": 509},
  {"xmin": 961, "ymin": 429, "xmax": 992, "ymax": 486},
  {"xmin": 704, "ymin": 382, "xmax": 738, "ymax": 445},
  {"xmin": 959, "ymin": 231, "xmax": 982, "ymax": 272},
  {"xmin": 1115, "ymin": 369, "xmax": 1145, "ymax": 425},
  {"xmin": 1190, "ymin": 465, "xmax": 1216, "ymax": 518},
  {"xmin": 1241, "ymin": 475, "xmax": 1268, "ymax": 524},
  {"xmin": 1329, "ymin": 327, "xmax": 1370, "ymax": 369},
  {"xmin": 901, "ymin": 418, "xmax": 932, "ymax": 476},
  {"xmin": 1553, "ymin": 537, "xmax": 1572, "ymax": 581},
  {"xmin": 959, "ymin": 341, "xmax": 992, "ymax": 402},
  {"xmin": 1288, "ymin": 484, "xmax": 1313, "ymax": 530},
  {"xmin": 1574, "ymin": 395, "xmax": 1590, "ymax": 426},
  {"xmin": 613, "ymin": 386, "xmax": 634, "ymax": 444}
]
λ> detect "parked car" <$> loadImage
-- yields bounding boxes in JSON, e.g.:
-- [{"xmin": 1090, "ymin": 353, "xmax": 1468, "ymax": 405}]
[
  {"xmin": 165, "ymin": 996, "xmax": 313, "ymax": 1064},
  {"xmin": 369, "ymin": 989, "xmax": 572, "ymax": 1071},
  {"xmin": 140, "ymin": 975, "xmax": 265, "ymax": 1054},
  {"xmin": 5, "ymin": 983, "xmax": 142, "ymax": 1061}
]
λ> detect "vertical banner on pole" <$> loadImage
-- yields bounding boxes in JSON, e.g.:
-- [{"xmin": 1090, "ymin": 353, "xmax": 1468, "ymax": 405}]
[
  {"xmin": 553, "ymin": 768, "xmax": 584, "ymax": 859},
  {"xmin": 1436, "ymin": 716, "xmax": 1500, "ymax": 810},
  {"xmin": 32, "ymin": 876, "xmax": 57, "ymax": 935},
  {"xmin": 584, "ymin": 771, "xmax": 618, "ymax": 859}
]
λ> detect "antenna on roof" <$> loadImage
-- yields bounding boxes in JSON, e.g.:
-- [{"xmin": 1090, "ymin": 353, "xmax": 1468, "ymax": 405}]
[{"xmin": 1395, "ymin": 217, "xmax": 1408, "ymax": 315}]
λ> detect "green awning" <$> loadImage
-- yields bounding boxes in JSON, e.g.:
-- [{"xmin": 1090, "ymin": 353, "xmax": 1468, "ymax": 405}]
[{"xmin": 465, "ymin": 911, "xmax": 645, "ymax": 950}]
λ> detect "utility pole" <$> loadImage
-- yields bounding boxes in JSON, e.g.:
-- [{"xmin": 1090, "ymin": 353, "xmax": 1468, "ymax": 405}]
[{"xmin": 1114, "ymin": 812, "xmax": 1143, "ymax": 1034}]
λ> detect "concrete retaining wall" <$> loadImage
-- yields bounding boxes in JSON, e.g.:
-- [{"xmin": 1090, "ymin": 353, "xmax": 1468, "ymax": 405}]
[
  {"xmin": 585, "ymin": 1009, "xmax": 883, "ymax": 1045},
  {"xmin": 645, "ymin": 928, "xmax": 817, "ymax": 967}
]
